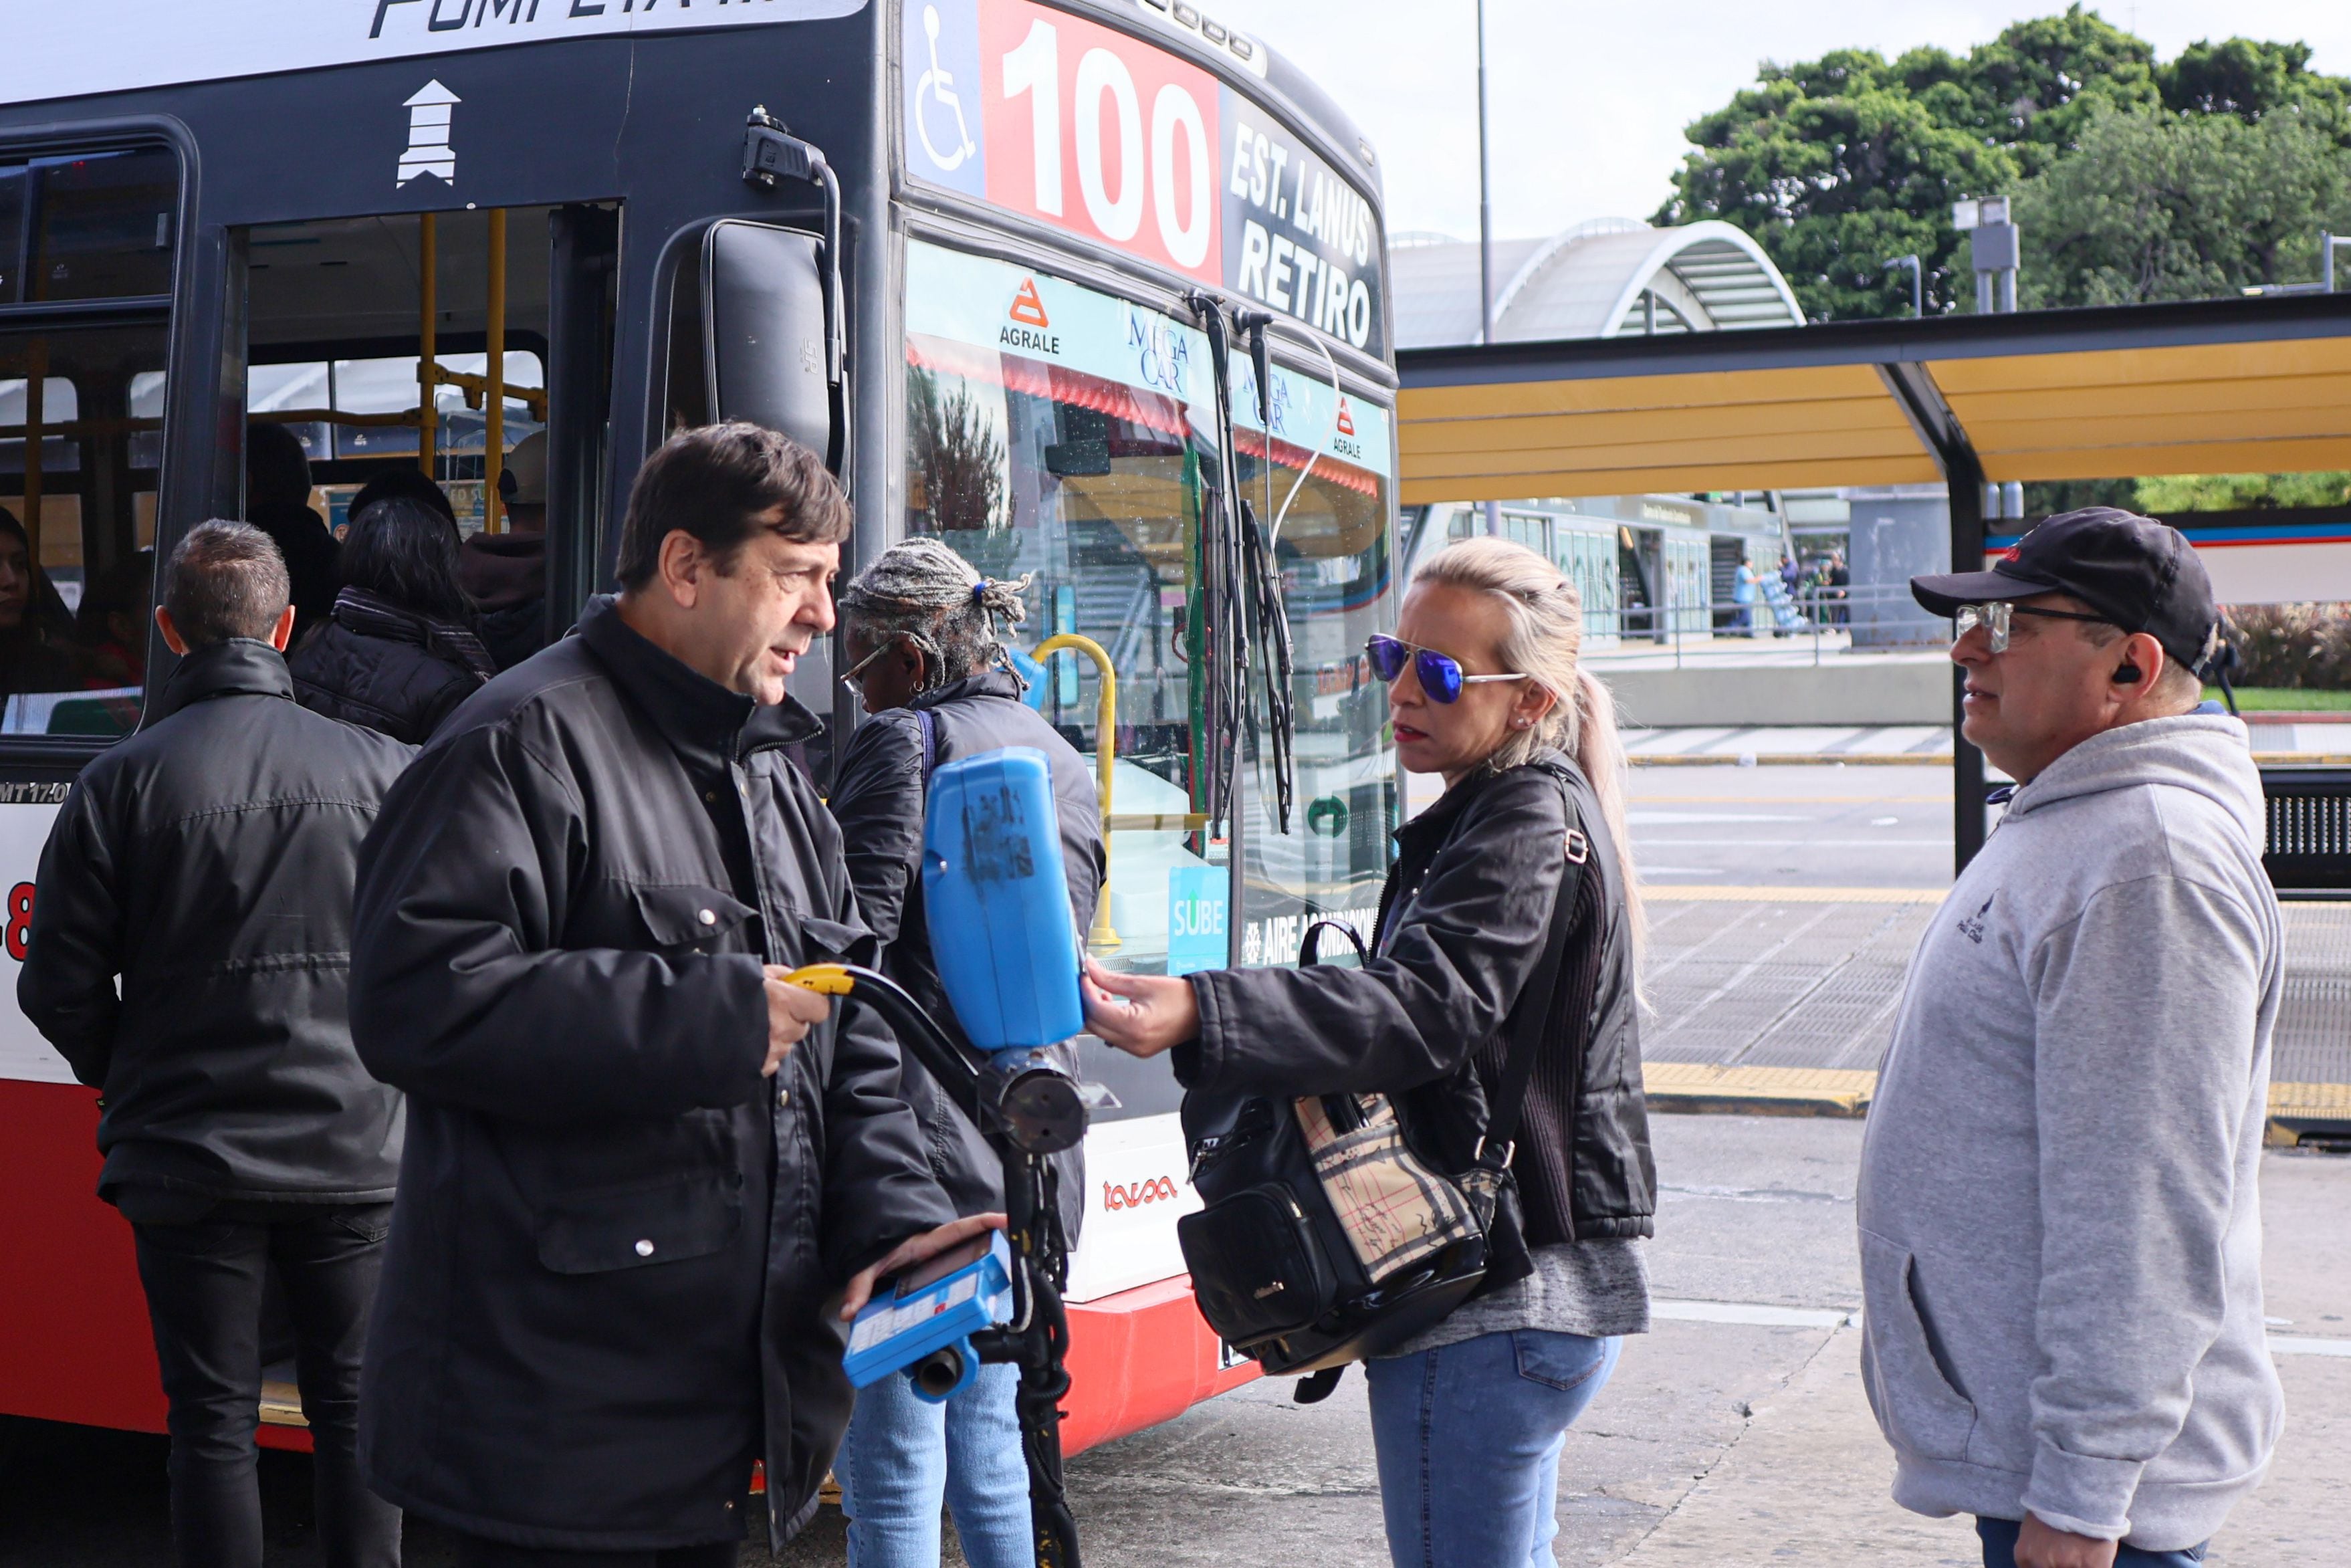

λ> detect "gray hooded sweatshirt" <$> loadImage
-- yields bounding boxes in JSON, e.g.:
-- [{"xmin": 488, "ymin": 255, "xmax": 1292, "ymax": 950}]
[{"xmin": 1858, "ymin": 714, "xmax": 2283, "ymax": 1551}]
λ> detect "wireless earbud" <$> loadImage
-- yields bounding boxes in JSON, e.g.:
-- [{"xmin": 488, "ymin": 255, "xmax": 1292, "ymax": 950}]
[{"xmin": 2114, "ymin": 663, "xmax": 2142, "ymax": 684}]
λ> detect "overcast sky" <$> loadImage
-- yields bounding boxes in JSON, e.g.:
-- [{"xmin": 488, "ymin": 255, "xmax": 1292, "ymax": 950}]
[{"xmin": 1224, "ymin": 1, "xmax": 2351, "ymax": 241}]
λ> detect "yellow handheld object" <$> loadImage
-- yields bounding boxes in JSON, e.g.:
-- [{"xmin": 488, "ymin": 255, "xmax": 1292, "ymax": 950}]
[{"xmin": 783, "ymin": 963, "xmax": 857, "ymax": 996}]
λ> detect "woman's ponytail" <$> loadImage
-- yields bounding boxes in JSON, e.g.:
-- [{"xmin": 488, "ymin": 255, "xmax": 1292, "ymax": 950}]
[{"xmin": 1570, "ymin": 663, "xmax": 1642, "ymax": 959}]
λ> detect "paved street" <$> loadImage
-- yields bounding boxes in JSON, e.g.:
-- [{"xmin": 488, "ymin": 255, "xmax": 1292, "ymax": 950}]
[{"xmin": 1626, "ymin": 762, "xmax": 1954, "ymax": 891}]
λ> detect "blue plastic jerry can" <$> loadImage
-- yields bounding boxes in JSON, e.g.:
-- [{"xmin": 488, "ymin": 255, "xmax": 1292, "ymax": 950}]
[{"xmin": 921, "ymin": 747, "xmax": 1085, "ymax": 1054}]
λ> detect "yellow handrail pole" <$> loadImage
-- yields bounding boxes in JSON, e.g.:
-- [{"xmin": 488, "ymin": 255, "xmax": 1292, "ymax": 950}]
[
  {"xmin": 1034, "ymin": 633, "xmax": 1121, "ymax": 951},
  {"xmin": 484, "ymin": 207, "xmax": 506, "ymax": 534},
  {"xmin": 21, "ymin": 340, "xmax": 43, "ymax": 570},
  {"xmin": 417, "ymin": 213, "xmax": 438, "ymax": 477}
]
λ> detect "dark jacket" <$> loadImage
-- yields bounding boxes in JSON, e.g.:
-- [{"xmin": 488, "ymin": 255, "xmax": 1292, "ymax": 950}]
[
  {"xmin": 247, "ymin": 502, "xmax": 342, "ymax": 643},
  {"xmin": 349, "ymin": 596, "xmax": 954, "ymax": 1553},
  {"xmin": 1177, "ymin": 752, "xmax": 1654, "ymax": 1248},
  {"xmin": 827, "ymin": 667, "xmax": 1104, "ymax": 1230},
  {"xmin": 17, "ymin": 638, "xmax": 413, "ymax": 1204},
  {"xmin": 457, "ymin": 531, "xmax": 550, "ymax": 670},
  {"xmin": 290, "ymin": 587, "xmax": 497, "ymax": 745}
]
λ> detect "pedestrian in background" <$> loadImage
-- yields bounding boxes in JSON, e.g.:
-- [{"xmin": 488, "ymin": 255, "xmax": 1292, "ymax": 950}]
[
  {"xmin": 241, "ymin": 423, "xmax": 340, "ymax": 642},
  {"xmin": 1864, "ymin": 510, "xmax": 2281, "ymax": 1568},
  {"xmin": 1085, "ymin": 536, "xmax": 1653, "ymax": 1568},
  {"xmin": 349, "ymin": 423, "xmax": 978, "ymax": 1565},
  {"xmin": 460, "ymin": 431, "xmax": 554, "ymax": 669},
  {"xmin": 19, "ymin": 522, "xmax": 412, "ymax": 1568},
  {"xmin": 290, "ymin": 495, "xmax": 496, "ymax": 744},
  {"xmin": 826, "ymin": 538, "xmax": 1104, "ymax": 1568}
]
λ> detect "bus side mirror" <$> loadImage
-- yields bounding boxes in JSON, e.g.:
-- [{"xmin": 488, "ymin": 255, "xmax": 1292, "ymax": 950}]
[{"xmin": 702, "ymin": 219, "xmax": 836, "ymax": 465}]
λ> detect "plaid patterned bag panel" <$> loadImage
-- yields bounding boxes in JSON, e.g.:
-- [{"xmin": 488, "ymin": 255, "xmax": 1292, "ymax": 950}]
[{"xmin": 1295, "ymin": 1095, "xmax": 1481, "ymax": 1282}]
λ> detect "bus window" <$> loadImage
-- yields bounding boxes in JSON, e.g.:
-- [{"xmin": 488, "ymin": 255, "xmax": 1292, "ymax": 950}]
[
  {"xmin": 22, "ymin": 148, "xmax": 176, "ymax": 304},
  {"xmin": 903, "ymin": 239, "xmax": 1397, "ymax": 974},
  {"xmin": 0, "ymin": 341, "xmax": 166, "ymax": 739}
]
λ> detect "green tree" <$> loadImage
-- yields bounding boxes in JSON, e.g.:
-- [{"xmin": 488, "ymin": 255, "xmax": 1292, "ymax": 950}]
[
  {"xmin": 1657, "ymin": 9, "xmax": 2351, "ymax": 321},
  {"xmin": 2015, "ymin": 107, "xmax": 2351, "ymax": 306},
  {"xmin": 2158, "ymin": 37, "xmax": 2351, "ymax": 142},
  {"xmin": 1656, "ymin": 52, "xmax": 2017, "ymax": 320}
]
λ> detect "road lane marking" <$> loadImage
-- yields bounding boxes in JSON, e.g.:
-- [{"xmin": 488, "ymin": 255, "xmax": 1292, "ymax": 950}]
[
  {"xmin": 1654, "ymin": 1299, "xmax": 1856, "ymax": 1329},
  {"xmin": 2269, "ymin": 1335, "xmax": 2351, "ymax": 1358},
  {"xmin": 1642, "ymin": 887, "xmax": 1945, "ymax": 903}
]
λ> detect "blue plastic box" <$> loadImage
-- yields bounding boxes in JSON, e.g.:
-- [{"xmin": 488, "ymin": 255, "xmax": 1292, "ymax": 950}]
[
  {"xmin": 842, "ymin": 1231, "xmax": 1014, "ymax": 1399},
  {"xmin": 921, "ymin": 747, "xmax": 1085, "ymax": 1053}
]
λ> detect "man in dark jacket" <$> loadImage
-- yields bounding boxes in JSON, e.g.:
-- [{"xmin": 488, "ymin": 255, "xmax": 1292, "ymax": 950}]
[
  {"xmin": 19, "ymin": 520, "xmax": 412, "ymax": 1568},
  {"xmin": 349, "ymin": 423, "xmax": 974, "ymax": 1565},
  {"xmin": 243, "ymin": 421, "xmax": 340, "ymax": 642}
]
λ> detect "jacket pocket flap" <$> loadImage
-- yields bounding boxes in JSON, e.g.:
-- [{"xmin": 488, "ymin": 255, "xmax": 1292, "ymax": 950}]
[
  {"xmin": 630, "ymin": 884, "xmax": 756, "ymax": 948},
  {"xmin": 798, "ymin": 915, "xmax": 874, "ymax": 964},
  {"xmin": 534, "ymin": 1176, "xmax": 743, "ymax": 1275}
]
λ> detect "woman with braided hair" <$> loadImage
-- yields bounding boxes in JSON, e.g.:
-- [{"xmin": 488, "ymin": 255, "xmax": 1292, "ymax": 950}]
[{"xmin": 826, "ymin": 538, "xmax": 1105, "ymax": 1568}]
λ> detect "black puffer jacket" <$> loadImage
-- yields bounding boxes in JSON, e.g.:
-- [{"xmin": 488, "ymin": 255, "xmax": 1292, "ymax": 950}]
[
  {"xmin": 827, "ymin": 667, "xmax": 1104, "ymax": 1234},
  {"xmin": 350, "ymin": 597, "xmax": 953, "ymax": 1553},
  {"xmin": 1177, "ymin": 752, "xmax": 1654, "ymax": 1248},
  {"xmin": 290, "ymin": 587, "xmax": 497, "ymax": 744},
  {"xmin": 17, "ymin": 638, "xmax": 413, "ymax": 1204}
]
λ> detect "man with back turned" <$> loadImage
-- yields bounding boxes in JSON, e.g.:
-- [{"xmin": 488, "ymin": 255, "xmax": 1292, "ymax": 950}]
[
  {"xmin": 350, "ymin": 423, "xmax": 978, "ymax": 1565},
  {"xmin": 19, "ymin": 521, "xmax": 411, "ymax": 1568}
]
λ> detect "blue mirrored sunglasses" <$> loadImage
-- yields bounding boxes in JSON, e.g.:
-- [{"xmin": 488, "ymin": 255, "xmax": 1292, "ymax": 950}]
[{"xmin": 1365, "ymin": 635, "xmax": 1529, "ymax": 703}]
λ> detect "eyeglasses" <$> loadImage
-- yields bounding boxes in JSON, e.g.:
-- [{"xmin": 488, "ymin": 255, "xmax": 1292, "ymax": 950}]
[
  {"xmin": 1951, "ymin": 601, "xmax": 2112, "ymax": 654},
  {"xmin": 839, "ymin": 638, "xmax": 899, "ymax": 693},
  {"xmin": 1365, "ymin": 634, "xmax": 1529, "ymax": 703}
]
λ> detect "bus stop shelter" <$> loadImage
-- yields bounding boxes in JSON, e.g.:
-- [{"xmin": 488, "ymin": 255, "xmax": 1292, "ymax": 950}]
[{"xmin": 1395, "ymin": 291, "xmax": 2351, "ymax": 869}]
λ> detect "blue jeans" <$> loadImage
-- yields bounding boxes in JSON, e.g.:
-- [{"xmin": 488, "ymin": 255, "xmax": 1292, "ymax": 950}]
[
  {"xmin": 1363, "ymin": 1331, "xmax": 1621, "ymax": 1568},
  {"xmin": 1977, "ymin": 1518, "xmax": 2207, "ymax": 1567},
  {"xmin": 838, "ymin": 1358, "xmax": 1032, "ymax": 1568}
]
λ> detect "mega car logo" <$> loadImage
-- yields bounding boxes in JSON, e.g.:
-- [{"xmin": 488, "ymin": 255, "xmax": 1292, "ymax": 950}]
[{"xmin": 1102, "ymin": 1175, "xmax": 1181, "ymax": 1210}]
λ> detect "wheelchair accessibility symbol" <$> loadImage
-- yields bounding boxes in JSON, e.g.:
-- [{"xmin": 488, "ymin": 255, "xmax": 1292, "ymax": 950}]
[{"xmin": 914, "ymin": 5, "xmax": 978, "ymax": 173}]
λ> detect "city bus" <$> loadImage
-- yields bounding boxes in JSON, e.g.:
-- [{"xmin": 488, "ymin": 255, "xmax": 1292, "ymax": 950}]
[{"xmin": 0, "ymin": 0, "xmax": 1400, "ymax": 1462}]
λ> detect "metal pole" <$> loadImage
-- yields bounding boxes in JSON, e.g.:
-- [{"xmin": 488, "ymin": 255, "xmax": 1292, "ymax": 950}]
[
  {"xmin": 418, "ymin": 213, "xmax": 438, "ymax": 479},
  {"xmin": 1950, "ymin": 467, "xmax": 1988, "ymax": 873},
  {"xmin": 1997, "ymin": 266, "xmax": 2017, "ymax": 314},
  {"xmin": 2326, "ymin": 232, "xmax": 2337, "ymax": 293},
  {"xmin": 1476, "ymin": 0, "xmax": 1499, "ymax": 540},
  {"xmin": 485, "ymin": 207, "xmax": 507, "ymax": 534}
]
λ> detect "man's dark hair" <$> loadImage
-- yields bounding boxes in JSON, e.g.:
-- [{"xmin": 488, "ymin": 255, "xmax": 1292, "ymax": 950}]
[
  {"xmin": 348, "ymin": 467, "xmax": 457, "ymax": 527},
  {"xmin": 164, "ymin": 521, "xmax": 292, "ymax": 647},
  {"xmin": 614, "ymin": 423, "xmax": 848, "ymax": 590},
  {"xmin": 343, "ymin": 497, "xmax": 471, "ymax": 624},
  {"xmin": 244, "ymin": 422, "xmax": 314, "ymax": 515}
]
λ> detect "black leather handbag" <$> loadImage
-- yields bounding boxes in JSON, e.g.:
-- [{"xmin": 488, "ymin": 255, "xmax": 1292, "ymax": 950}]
[{"xmin": 1175, "ymin": 833, "xmax": 1583, "ymax": 1382}]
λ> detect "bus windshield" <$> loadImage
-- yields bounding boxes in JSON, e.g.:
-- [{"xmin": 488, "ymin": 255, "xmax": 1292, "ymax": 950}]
[{"xmin": 903, "ymin": 239, "xmax": 1394, "ymax": 974}]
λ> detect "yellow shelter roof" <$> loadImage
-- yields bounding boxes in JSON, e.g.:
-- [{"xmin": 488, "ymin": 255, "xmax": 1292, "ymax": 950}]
[{"xmin": 1395, "ymin": 294, "xmax": 2351, "ymax": 506}]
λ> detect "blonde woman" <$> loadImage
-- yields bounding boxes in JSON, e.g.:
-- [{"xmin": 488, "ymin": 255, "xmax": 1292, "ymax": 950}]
[{"xmin": 1085, "ymin": 538, "xmax": 1653, "ymax": 1568}]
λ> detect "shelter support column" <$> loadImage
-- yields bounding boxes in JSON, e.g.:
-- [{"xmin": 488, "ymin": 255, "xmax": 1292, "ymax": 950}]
[{"xmin": 1948, "ymin": 461, "xmax": 1987, "ymax": 872}]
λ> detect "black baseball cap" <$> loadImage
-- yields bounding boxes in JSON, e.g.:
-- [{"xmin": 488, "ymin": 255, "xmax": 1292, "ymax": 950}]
[{"xmin": 1910, "ymin": 507, "xmax": 2220, "ymax": 672}]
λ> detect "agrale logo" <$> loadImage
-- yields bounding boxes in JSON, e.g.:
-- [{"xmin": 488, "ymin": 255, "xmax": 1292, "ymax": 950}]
[
  {"xmin": 1008, "ymin": 278, "xmax": 1050, "ymax": 328},
  {"xmin": 1102, "ymin": 1175, "xmax": 1180, "ymax": 1210},
  {"xmin": 1335, "ymin": 397, "xmax": 1355, "ymax": 437}
]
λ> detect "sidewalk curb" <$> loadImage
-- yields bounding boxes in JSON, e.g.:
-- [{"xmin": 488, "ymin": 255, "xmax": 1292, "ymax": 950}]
[
  {"xmin": 1643, "ymin": 1063, "xmax": 1876, "ymax": 1118},
  {"xmin": 1647, "ymin": 1064, "xmax": 2351, "ymax": 1142}
]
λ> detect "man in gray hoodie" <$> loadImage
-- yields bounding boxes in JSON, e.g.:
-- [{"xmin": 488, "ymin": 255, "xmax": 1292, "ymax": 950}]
[{"xmin": 1860, "ymin": 509, "xmax": 2282, "ymax": 1568}]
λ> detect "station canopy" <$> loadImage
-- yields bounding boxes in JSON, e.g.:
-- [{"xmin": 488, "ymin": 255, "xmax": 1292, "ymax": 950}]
[{"xmin": 1395, "ymin": 293, "xmax": 2351, "ymax": 506}]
